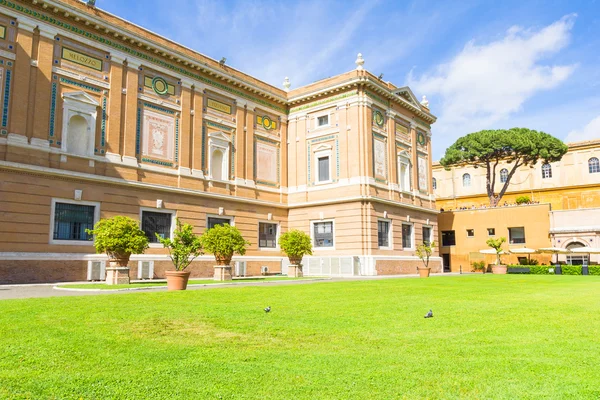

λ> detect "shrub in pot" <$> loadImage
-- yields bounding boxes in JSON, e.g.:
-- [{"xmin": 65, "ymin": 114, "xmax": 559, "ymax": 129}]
[
  {"xmin": 515, "ymin": 195, "xmax": 531, "ymax": 205},
  {"xmin": 416, "ymin": 241, "xmax": 436, "ymax": 278},
  {"xmin": 200, "ymin": 224, "xmax": 250, "ymax": 281},
  {"xmin": 157, "ymin": 218, "xmax": 203, "ymax": 291},
  {"xmin": 278, "ymin": 229, "xmax": 313, "ymax": 277},
  {"xmin": 86, "ymin": 216, "xmax": 149, "ymax": 285},
  {"xmin": 472, "ymin": 261, "xmax": 486, "ymax": 273},
  {"xmin": 486, "ymin": 237, "xmax": 507, "ymax": 274}
]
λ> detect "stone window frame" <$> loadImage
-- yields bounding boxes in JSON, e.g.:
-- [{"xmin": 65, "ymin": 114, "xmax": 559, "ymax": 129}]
[
  {"xmin": 310, "ymin": 219, "xmax": 335, "ymax": 250},
  {"xmin": 401, "ymin": 222, "xmax": 414, "ymax": 250},
  {"xmin": 377, "ymin": 218, "xmax": 393, "ymax": 250},
  {"xmin": 139, "ymin": 207, "xmax": 176, "ymax": 248},
  {"xmin": 49, "ymin": 198, "xmax": 100, "ymax": 246},
  {"xmin": 258, "ymin": 221, "xmax": 280, "ymax": 251}
]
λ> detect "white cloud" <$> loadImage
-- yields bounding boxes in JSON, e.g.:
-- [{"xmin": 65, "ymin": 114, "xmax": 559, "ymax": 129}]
[
  {"xmin": 408, "ymin": 14, "xmax": 578, "ymax": 157},
  {"xmin": 565, "ymin": 115, "xmax": 600, "ymax": 143}
]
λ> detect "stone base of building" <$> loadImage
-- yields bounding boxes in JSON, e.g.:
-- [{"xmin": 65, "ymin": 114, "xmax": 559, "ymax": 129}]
[
  {"xmin": 105, "ymin": 267, "xmax": 130, "ymax": 285},
  {"xmin": 213, "ymin": 265, "xmax": 233, "ymax": 281}
]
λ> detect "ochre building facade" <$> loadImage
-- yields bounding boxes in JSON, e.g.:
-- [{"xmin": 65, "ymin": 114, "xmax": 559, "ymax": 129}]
[
  {"xmin": 0, "ymin": 0, "xmax": 440, "ymax": 283},
  {"xmin": 433, "ymin": 140, "xmax": 600, "ymax": 271}
]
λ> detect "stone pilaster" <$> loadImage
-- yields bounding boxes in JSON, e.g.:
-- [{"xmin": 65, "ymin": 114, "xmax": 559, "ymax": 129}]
[
  {"xmin": 122, "ymin": 60, "xmax": 140, "ymax": 165},
  {"xmin": 179, "ymin": 81, "xmax": 193, "ymax": 170},
  {"xmin": 410, "ymin": 123, "xmax": 419, "ymax": 195},
  {"xmin": 245, "ymin": 107, "xmax": 255, "ymax": 184},
  {"xmin": 9, "ymin": 20, "xmax": 35, "ymax": 137},
  {"xmin": 105, "ymin": 54, "xmax": 125, "ymax": 157},
  {"xmin": 31, "ymin": 26, "xmax": 57, "ymax": 142},
  {"xmin": 192, "ymin": 86, "xmax": 204, "ymax": 175}
]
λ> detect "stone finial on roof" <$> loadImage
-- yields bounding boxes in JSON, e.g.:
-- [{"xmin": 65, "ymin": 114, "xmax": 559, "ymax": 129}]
[
  {"xmin": 283, "ymin": 77, "xmax": 291, "ymax": 92},
  {"xmin": 355, "ymin": 53, "xmax": 365, "ymax": 71},
  {"xmin": 421, "ymin": 95, "xmax": 429, "ymax": 108}
]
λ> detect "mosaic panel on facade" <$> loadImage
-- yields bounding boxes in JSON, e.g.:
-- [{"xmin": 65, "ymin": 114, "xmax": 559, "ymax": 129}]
[
  {"xmin": 255, "ymin": 140, "xmax": 279, "ymax": 186},
  {"xmin": 418, "ymin": 156, "xmax": 428, "ymax": 192},
  {"xmin": 373, "ymin": 133, "xmax": 388, "ymax": 183}
]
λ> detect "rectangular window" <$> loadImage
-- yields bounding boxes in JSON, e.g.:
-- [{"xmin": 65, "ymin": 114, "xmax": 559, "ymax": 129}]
[
  {"xmin": 422, "ymin": 226, "xmax": 432, "ymax": 245},
  {"xmin": 466, "ymin": 229, "xmax": 474, "ymax": 237},
  {"xmin": 442, "ymin": 230, "xmax": 456, "ymax": 246},
  {"xmin": 259, "ymin": 223, "xmax": 278, "ymax": 248},
  {"xmin": 53, "ymin": 203, "xmax": 95, "ymax": 241},
  {"xmin": 142, "ymin": 211, "xmax": 172, "ymax": 243},
  {"xmin": 207, "ymin": 217, "xmax": 232, "ymax": 230},
  {"xmin": 317, "ymin": 115, "xmax": 329, "ymax": 127},
  {"xmin": 508, "ymin": 227, "xmax": 526, "ymax": 244},
  {"xmin": 318, "ymin": 156, "xmax": 330, "ymax": 182},
  {"xmin": 487, "ymin": 228, "xmax": 495, "ymax": 236},
  {"xmin": 378, "ymin": 220, "xmax": 390, "ymax": 248},
  {"xmin": 313, "ymin": 221, "xmax": 334, "ymax": 248},
  {"xmin": 402, "ymin": 224, "xmax": 413, "ymax": 249}
]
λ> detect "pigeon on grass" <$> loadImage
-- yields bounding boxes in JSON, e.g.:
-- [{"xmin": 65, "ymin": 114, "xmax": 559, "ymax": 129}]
[
  {"xmin": 264, "ymin": 306, "xmax": 271, "ymax": 313},
  {"xmin": 424, "ymin": 309, "xmax": 433, "ymax": 318}
]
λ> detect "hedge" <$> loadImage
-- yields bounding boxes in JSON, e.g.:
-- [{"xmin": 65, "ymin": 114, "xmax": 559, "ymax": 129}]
[
  {"xmin": 507, "ymin": 265, "xmax": 554, "ymax": 275},
  {"xmin": 561, "ymin": 265, "xmax": 582, "ymax": 275},
  {"xmin": 507, "ymin": 265, "xmax": 600, "ymax": 275}
]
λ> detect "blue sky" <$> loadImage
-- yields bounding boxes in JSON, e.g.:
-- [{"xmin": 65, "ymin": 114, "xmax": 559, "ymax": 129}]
[{"xmin": 94, "ymin": 0, "xmax": 600, "ymax": 159}]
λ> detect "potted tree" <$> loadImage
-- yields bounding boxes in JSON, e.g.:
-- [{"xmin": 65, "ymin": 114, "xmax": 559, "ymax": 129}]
[
  {"xmin": 416, "ymin": 241, "xmax": 436, "ymax": 278},
  {"xmin": 157, "ymin": 218, "xmax": 203, "ymax": 291},
  {"xmin": 200, "ymin": 224, "xmax": 250, "ymax": 281},
  {"xmin": 278, "ymin": 229, "xmax": 313, "ymax": 277},
  {"xmin": 486, "ymin": 237, "xmax": 507, "ymax": 274},
  {"xmin": 86, "ymin": 216, "xmax": 149, "ymax": 285}
]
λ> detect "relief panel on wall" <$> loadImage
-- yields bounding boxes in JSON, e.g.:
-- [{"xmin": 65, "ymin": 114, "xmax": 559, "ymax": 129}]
[
  {"xmin": 418, "ymin": 156, "xmax": 428, "ymax": 192},
  {"xmin": 373, "ymin": 133, "xmax": 388, "ymax": 183},
  {"xmin": 255, "ymin": 140, "xmax": 279, "ymax": 186},
  {"xmin": 142, "ymin": 109, "xmax": 175, "ymax": 165}
]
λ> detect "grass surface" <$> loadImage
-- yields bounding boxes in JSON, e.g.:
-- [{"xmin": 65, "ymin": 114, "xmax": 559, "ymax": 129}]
[
  {"xmin": 1, "ymin": 275, "xmax": 600, "ymax": 399},
  {"xmin": 58, "ymin": 277, "xmax": 312, "ymax": 290}
]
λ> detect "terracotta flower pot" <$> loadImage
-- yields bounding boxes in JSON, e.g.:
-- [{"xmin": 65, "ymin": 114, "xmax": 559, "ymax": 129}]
[
  {"xmin": 492, "ymin": 265, "xmax": 508, "ymax": 274},
  {"xmin": 165, "ymin": 270, "xmax": 191, "ymax": 291},
  {"xmin": 418, "ymin": 267, "xmax": 431, "ymax": 278}
]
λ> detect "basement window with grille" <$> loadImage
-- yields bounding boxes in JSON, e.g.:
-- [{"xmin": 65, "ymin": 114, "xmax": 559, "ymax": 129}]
[
  {"xmin": 50, "ymin": 199, "xmax": 99, "ymax": 245},
  {"xmin": 141, "ymin": 210, "xmax": 174, "ymax": 244}
]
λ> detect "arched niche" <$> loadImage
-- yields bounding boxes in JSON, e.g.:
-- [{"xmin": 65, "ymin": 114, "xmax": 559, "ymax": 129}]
[
  {"xmin": 61, "ymin": 91, "xmax": 99, "ymax": 157},
  {"xmin": 207, "ymin": 131, "xmax": 231, "ymax": 182}
]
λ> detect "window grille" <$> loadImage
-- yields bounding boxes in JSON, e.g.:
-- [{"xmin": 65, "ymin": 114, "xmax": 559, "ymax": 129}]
[
  {"xmin": 589, "ymin": 157, "xmax": 600, "ymax": 174},
  {"xmin": 207, "ymin": 217, "xmax": 232, "ymax": 230},
  {"xmin": 142, "ymin": 211, "xmax": 172, "ymax": 243},
  {"xmin": 378, "ymin": 220, "xmax": 390, "ymax": 247},
  {"xmin": 53, "ymin": 203, "xmax": 95, "ymax": 241},
  {"xmin": 313, "ymin": 222, "xmax": 333, "ymax": 247},
  {"xmin": 541, "ymin": 163, "xmax": 552, "ymax": 179},
  {"xmin": 402, "ymin": 224, "xmax": 413, "ymax": 248},
  {"xmin": 500, "ymin": 168, "xmax": 508, "ymax": 183},
  {"xmin": 259, "ymin": 223, "xmax": 277, "ymax": 248}
]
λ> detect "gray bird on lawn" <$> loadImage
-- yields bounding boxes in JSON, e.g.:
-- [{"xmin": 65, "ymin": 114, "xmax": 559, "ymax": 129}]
[
  {"xmin": 264, "ymin": 306, "xmax": 271, "ymax": 313},
  {"xmin": 424, "ymin": 309, "xmax": 433, "ymax": 318}
]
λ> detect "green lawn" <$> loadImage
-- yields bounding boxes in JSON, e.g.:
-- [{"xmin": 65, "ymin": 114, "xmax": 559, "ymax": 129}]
[
  {"xmin": 58, "ymin": 277, "xmax": 315, "ymax": 290},
  {"xmin": 1, "ymin": 275, "xmax": 600, "ymax": 399}
]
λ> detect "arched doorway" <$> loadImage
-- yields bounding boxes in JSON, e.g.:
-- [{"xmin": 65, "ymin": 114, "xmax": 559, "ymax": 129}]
[{"xmin": 566, "ymin": 242, "xmax": 588, "ymax": 266}]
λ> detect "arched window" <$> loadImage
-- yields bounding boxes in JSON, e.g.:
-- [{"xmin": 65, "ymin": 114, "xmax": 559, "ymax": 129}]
[
  {"xmin": 462, "ymin": 173, "xmax": 471, "ymax": 187},
  {"xmin": 432, "ymin": 177, "xmax": 437, "ymax": 190},
  {"xmin": 500, "ymin": 168, "xmax": 508, "ymax": 183},
  {"xmin": 589, "ymin": 157, "xmax": 600, "ymax": 174},
  {"xmin": 542, "ymin": 163, "xmax": 552, "ymax": 179},
  {"xmin": 66, "ymin": 115, "xmax": 90, "ymax": 156},
  {"xmin": 211, "ymin": 149, "xmax": 224, "ymax": 181},
  {"xmin": 566, "ymin": 242, "xmax": 588, "ymax": 266}
]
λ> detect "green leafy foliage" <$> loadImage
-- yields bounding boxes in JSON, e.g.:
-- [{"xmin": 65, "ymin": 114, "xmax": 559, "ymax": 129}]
[
  {"xmin": 589, "ymin": 266, "xmax": 600, "ymax": 275},
  {"xmin": 278, "ymin": 230, "xmax": 313, "ymax": 263},
  {"xmin": 516, "ymin": 196, "xmax": 531, "ymax": 205},
  {"xmin": 440, "ymin": 128, "xmax": 568, "ymax": 206},
  {"xmin": 472, "ymin": 261, "xmax": 486, "ymax": 271},
  {"xmin": 486, "ymin": 237, "xmax": 506, "ymax": 265},
  {"xmin": 416, "ymin": 241, "xmax": 436, "ymax": 269},
  {"xmin": 199, "ymin": 224, "xmax": 250, "ymax": 264},
  {"xmin": 561, "ymin": 265, "xmax": 582, "ymax": 275},
  {"xmin": 157, "ymin": 219, "xmax": 202, "ymax": 271},
  {"xmin": 86, "ymin": 216, "xmax": 148, "ymax": 259},
  {"xmin": 508, "ymin": 265, "xmax": 554, "ymax": 274}
]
